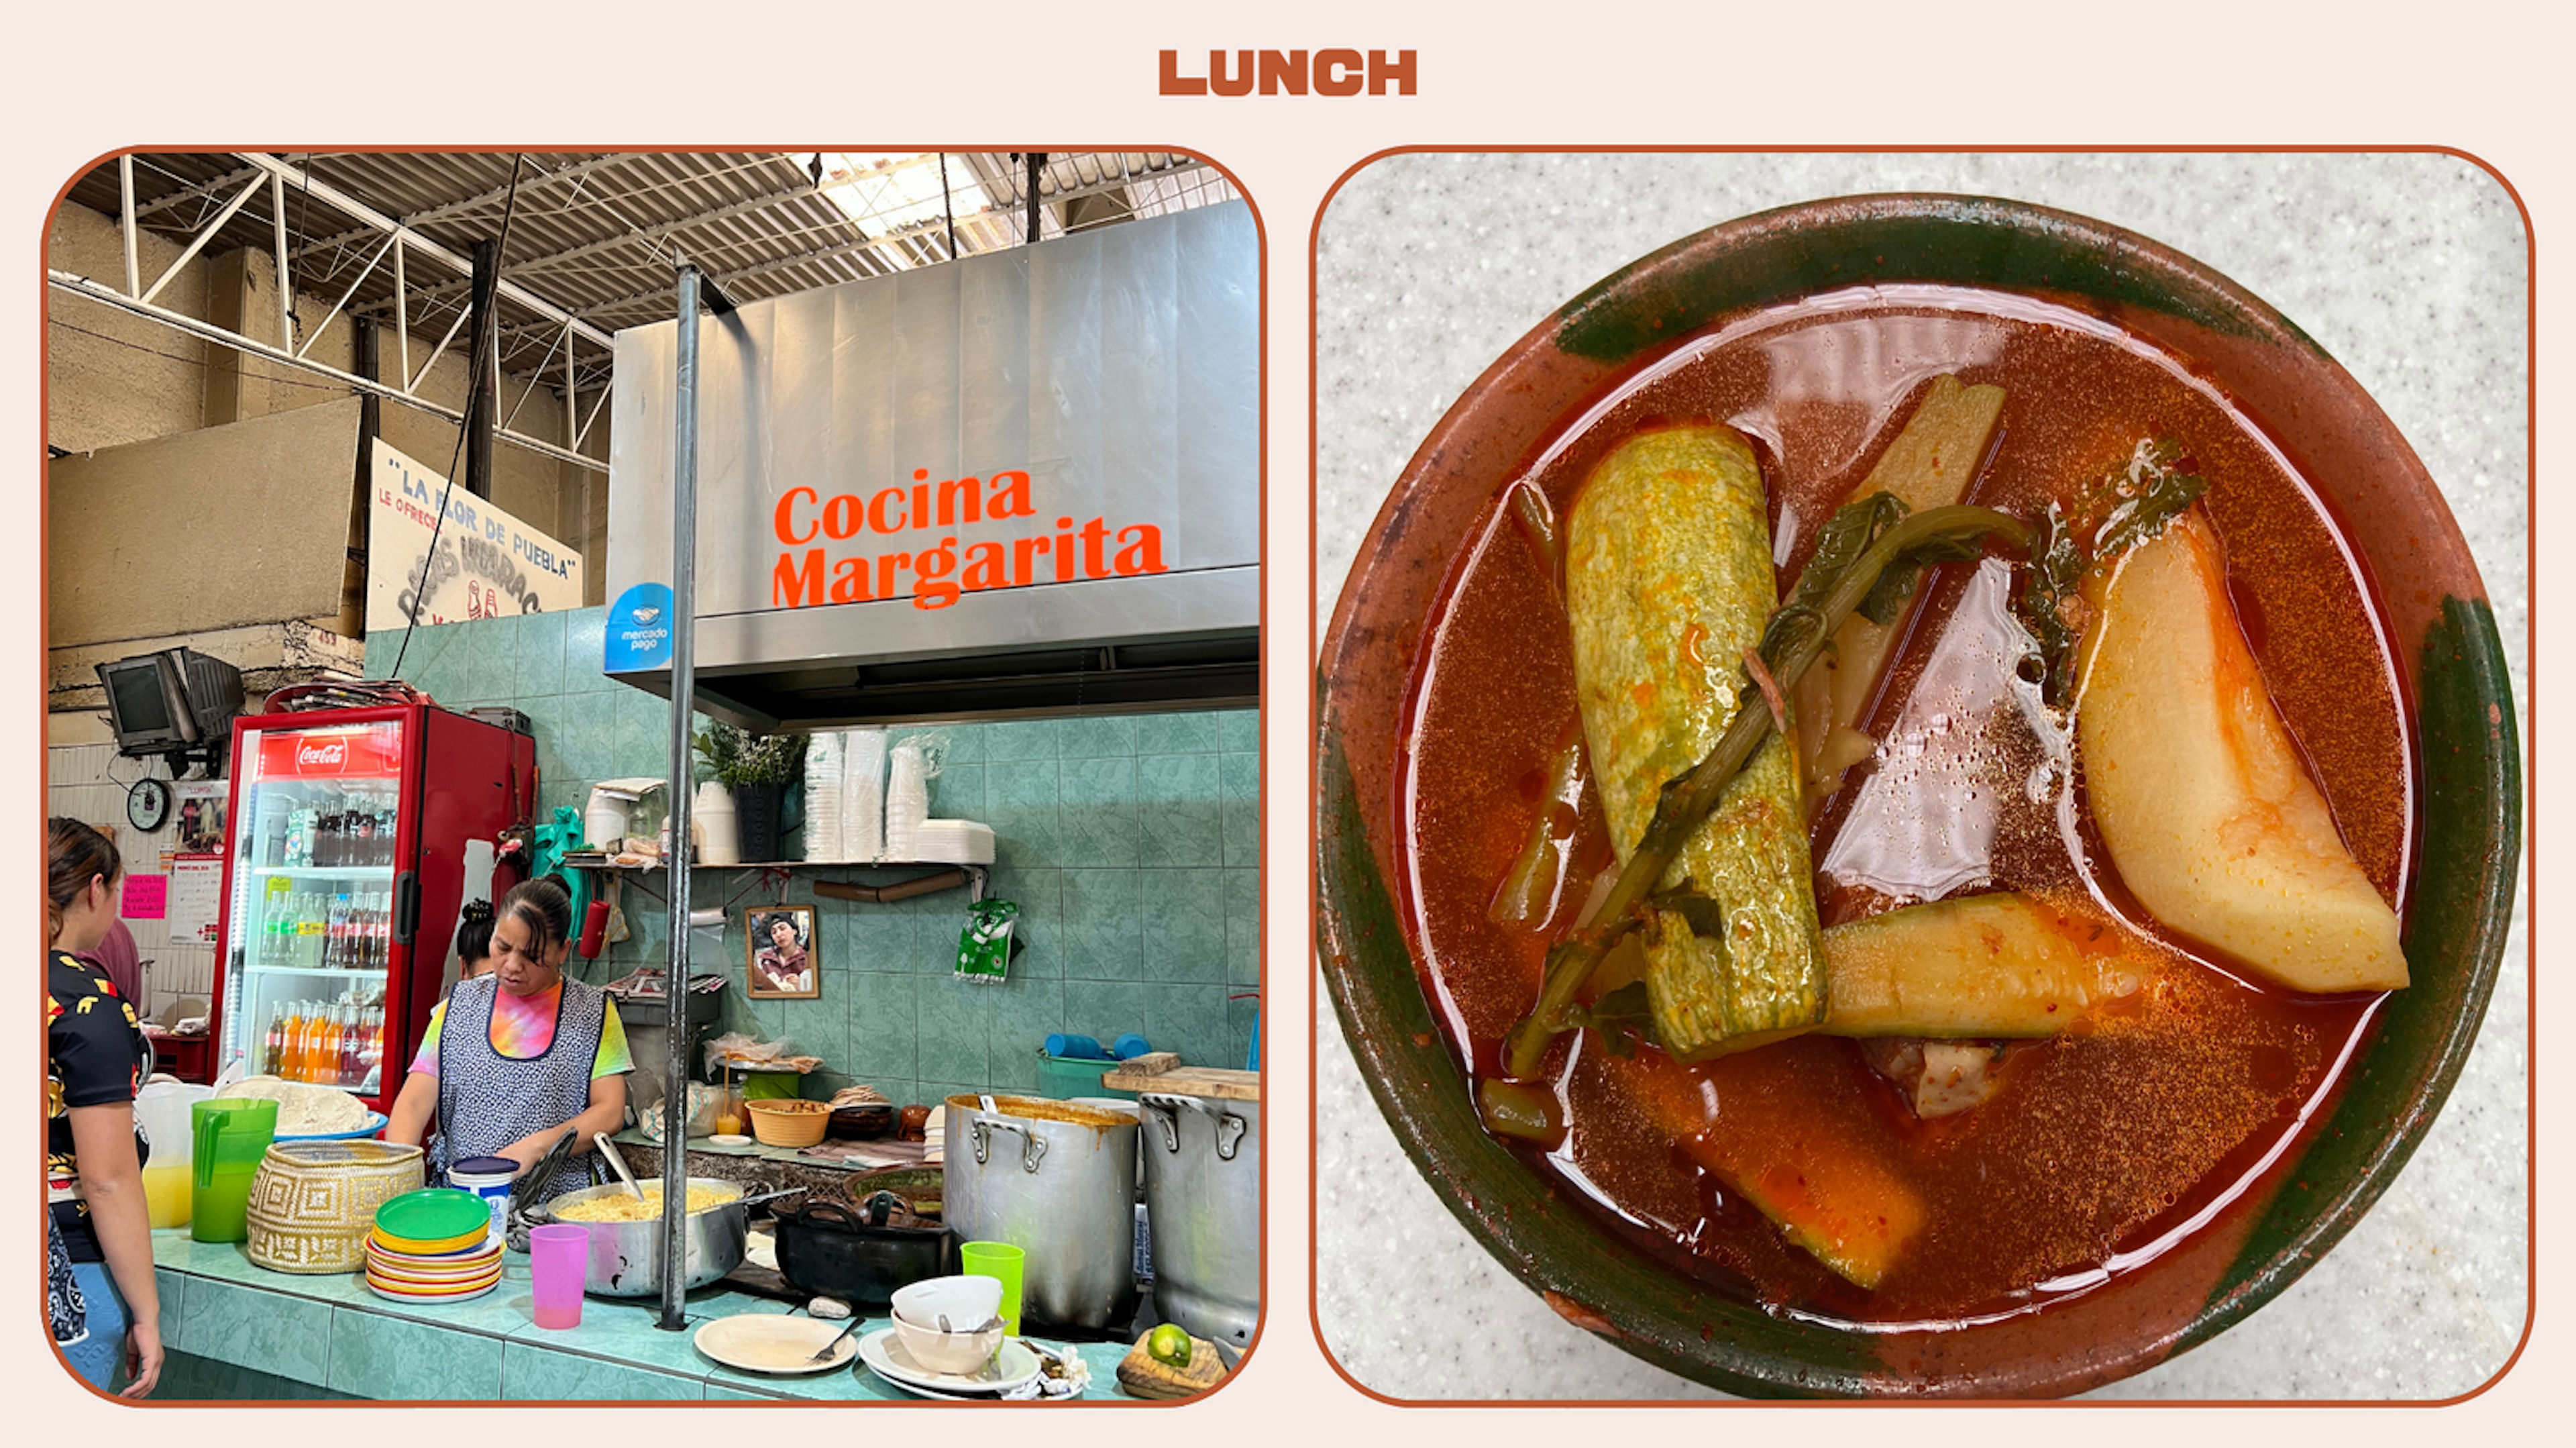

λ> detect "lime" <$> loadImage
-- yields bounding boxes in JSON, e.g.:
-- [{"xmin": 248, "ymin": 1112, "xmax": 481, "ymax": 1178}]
[{"xmin": 1147, "ymin": 1323, "xmax": 1192, "ymax": 1367}]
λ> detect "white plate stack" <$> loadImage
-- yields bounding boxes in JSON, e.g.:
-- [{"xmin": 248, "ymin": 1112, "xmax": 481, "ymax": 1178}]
[
  {"xmin": 911, "ymin": 820, "xmax": 996, "ymax": 865},
  {"xmin": 843, "ymin": 728, "xmax": 888, "ymax": 862}
]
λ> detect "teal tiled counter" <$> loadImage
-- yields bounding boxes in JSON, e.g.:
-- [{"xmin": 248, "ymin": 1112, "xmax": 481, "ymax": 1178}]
[{"xmin": 149, "ymin": 1231, "xmax": 1139, "ymax": 1402}]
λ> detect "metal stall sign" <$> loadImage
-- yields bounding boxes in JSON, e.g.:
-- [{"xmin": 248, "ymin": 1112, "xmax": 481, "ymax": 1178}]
[
  {"xmin": 369, "ymin": 438, "xmax": 586, "ymax": 629},
  {"xmin": 606, "ymin": 201, "xmax": 1259, "ymax": 704}
]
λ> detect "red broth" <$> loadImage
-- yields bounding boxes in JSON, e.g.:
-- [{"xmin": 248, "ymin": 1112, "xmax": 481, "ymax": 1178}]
[{"xmin": 1397, "ymin": 285, "xmax": 2412, "ymax": 1327}]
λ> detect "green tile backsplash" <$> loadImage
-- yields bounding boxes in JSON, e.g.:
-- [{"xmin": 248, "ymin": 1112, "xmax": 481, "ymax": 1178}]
[{"xmin": 365, "ymin": 607, "xmax": 1261, "ymax": 1106}]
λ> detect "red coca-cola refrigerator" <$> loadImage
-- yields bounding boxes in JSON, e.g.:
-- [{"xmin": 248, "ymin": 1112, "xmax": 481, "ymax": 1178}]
[{"xmin": 211, "ymin": 704, "xmax": 537, "ymax": 1113}]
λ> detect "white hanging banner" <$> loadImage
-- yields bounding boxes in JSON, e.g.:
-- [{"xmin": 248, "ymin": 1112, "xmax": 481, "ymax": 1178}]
[{"xmin": 368, "ymin": 438, "xmax": 586, "ymax": 631}]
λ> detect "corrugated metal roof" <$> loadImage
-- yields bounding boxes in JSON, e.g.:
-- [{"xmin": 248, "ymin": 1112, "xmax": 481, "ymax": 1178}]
[{"xmin": 59, "ymin": 150, "xmax": 1236, "ymax": 395}]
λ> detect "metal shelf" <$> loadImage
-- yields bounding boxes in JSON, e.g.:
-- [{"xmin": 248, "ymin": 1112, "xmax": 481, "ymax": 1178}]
[
  {"xmin": 564, "ymin": 857, "xmax": 989, "ymax": 902},
  {"xmin": 248, "ymin": 864, "xmax": 396, "ymax": 878},
  {"xmin": 609, "ymin": 990, "xmax": 722, "ymax": 1029}
]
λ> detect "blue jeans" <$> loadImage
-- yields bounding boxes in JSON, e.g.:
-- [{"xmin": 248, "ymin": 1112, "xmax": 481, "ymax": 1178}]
[{"xmin": 62, "ymin": 1260, "xmax": 127, "ymax": 1392}]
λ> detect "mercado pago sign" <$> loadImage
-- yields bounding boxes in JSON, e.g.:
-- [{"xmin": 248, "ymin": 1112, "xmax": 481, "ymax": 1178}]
[
  {"xmin": 368, "ymin": 438, "xmax": 585, "ymax": 631},
  {"xmin": 604, "ymin": 199, "xmax": 1258, "ymax": 672}
]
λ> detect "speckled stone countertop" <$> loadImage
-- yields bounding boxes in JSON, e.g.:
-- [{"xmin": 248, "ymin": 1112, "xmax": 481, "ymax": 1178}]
[{"xmin": 1313, "ymin": 154, "xmax": 2528, "ymax": 1401}]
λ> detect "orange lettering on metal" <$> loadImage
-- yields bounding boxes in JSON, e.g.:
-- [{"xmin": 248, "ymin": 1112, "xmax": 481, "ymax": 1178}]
[{"xmin": 774, "ymin": 486, "xmax": 818, "ymax": 545}]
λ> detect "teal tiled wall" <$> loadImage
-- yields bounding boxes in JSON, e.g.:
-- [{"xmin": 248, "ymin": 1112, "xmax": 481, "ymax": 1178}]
[{"xmin": 363, "ymin": 609, "xmax": 1260, "ymax": 1106}]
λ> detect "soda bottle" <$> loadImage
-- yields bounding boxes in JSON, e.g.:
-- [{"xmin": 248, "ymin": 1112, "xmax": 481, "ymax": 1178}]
[
  {"xmin": 259, "ymin": 879, "xmax": 285, "ymax": 966},
  {"xmin": 262, "ymin": 1002, "xmax": 286, "ymax": 1076},
  {"xmin": 274, "ymin": 1000, "xmax": 300, "ymax": 1080},
  {"xmin": 303, "ymin": 1004, "xmax": 337, "ymax": 1084},
  {"xmin": 335, "ymin": 1004, "xmax": 360, "ymax": 1087},
  {"xmin": 304, "ymin": 894, "xmax": 327, "ymax": 972}
]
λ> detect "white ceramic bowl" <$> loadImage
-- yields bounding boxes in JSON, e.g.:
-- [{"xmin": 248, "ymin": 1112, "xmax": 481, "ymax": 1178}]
[
  {"xmin": 890, "ymin": 1274, "xmax": 1004, "ymax": 1329},
  {"xmin": 889, "ymin": 1312, "xmax": 1005, "ymax": 1376}
]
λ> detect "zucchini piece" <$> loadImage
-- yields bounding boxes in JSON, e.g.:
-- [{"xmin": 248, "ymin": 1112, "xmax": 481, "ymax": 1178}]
[
  {"xmin": 1816, "ymin": 892, "xmax": 2148, "ymax": 1038},
  {"xmin": 1565, "ymin": 425, "xmax": 1826, "ymax": 1062}
]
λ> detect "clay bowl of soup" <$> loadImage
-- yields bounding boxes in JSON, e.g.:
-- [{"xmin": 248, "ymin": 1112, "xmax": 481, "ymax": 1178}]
[{"xmin": 1313, "ymin": 194, "xmax": 2519, "ymax": 1398}]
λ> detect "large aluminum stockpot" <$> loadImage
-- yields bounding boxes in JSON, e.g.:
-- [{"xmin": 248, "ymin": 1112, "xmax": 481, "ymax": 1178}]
[
  {"xmin": 538, "ymin": 1178, "xmax": 775, "ymax": 1298},
  {"xmin": 943, "ymin": 1095, "xmax": 1138, "ymax": 1331},
  {"xmin": 1138, "ymin": 1092, "xmax": 1260, "ymax": 1348}
]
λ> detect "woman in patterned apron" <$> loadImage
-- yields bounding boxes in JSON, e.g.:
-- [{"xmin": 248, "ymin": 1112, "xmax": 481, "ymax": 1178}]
[
  {"xmin": 45, "ymin": 818, "xmax": 161, "ymax": 1397},
  {"xmin": 387, "ymin": 875, "xmax": 631, "ymax": 1202}
]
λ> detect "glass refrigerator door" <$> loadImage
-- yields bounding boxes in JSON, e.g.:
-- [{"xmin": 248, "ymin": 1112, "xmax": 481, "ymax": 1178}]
[{"xmin": 219, "ymin": 719, "xmax": 404, "ymax": 1098}]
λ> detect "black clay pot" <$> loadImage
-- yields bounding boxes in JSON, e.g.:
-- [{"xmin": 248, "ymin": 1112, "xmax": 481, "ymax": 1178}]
[{"xmin": 772, "ymin": 1198, "xmax": 952, "ymax": 1306}]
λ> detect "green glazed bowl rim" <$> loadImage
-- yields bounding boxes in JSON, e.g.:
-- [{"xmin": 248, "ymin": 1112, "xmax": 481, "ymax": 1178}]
[{"xmin": 1315, "ymin": 193, "xmax": 2520, "ymax": 1398}]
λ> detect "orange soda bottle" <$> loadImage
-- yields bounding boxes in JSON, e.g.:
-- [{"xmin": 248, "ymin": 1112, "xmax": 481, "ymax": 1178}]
[
  {"xmin": 302, "ymin": 1004, "xmax": 337, "ymax": 1083},
  {"xmin": 279, "ymin": 1000, "xmax": 306, "ymax": 1080}
]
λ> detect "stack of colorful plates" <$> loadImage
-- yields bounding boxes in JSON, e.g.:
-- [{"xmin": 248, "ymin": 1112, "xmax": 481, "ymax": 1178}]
[{"xmin": 366, "ymin": 1189, "xmax": 504, "ymax": 1303}]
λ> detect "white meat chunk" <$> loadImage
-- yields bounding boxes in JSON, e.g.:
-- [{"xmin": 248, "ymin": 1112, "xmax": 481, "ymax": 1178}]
[{"xmin": 1858, "ymin": 1038, "xmax": 2005, "ymax": 1119}]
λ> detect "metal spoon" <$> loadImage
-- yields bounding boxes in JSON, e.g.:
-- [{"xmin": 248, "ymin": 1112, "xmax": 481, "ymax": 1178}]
[{"xmin": 594, "ymin": 1131, "xmax": 647, "ymax": 1202}]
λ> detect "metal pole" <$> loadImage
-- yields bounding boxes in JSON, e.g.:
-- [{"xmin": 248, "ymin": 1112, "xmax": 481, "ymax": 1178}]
[
  {"xmin": 117, "ymin": 155, "xmax": 139, "ymax": 298},
  {"xmin": 657, "ymin": 265, "xmax": 702, "ymax": 1333},
  {"xmin": 465, "ymin": 238, "xmax": 498, "ymax": 501},
  {"xmin": 392, "ymin": 238, "xmax": 410, "ymax": 386},
  {"xmin": 270, "ymin": 170, "xmax": 292, "ymax": 351}
]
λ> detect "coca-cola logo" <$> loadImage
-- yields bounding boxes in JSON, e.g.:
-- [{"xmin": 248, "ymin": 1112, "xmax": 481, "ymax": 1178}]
[{"xmin": 297, "ymin": 740, "xmax": 347, "ymax": 768}]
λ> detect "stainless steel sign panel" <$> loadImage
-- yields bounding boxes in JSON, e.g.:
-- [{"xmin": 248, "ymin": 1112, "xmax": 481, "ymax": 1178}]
[{"xmin": 608, "ymin": 201, "xmax": 1258, "ymax": 659}]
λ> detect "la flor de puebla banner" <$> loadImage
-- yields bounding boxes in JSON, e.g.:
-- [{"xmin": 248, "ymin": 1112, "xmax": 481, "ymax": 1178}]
[{"xmin": 368, "ymin": 437, "xmax": 585, "ymax": 630}]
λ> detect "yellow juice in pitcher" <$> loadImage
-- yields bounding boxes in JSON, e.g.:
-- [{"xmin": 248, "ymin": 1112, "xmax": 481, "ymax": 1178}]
[{"xmin": 142, "ymin": 1162, "xmax": 193, "ymax": 1229}]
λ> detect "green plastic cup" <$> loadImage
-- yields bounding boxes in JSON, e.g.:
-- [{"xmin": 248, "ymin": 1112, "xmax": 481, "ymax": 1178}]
[{"xmin": 959, "ymin": 1241, "xmax": 1026, "ymax": 1335}]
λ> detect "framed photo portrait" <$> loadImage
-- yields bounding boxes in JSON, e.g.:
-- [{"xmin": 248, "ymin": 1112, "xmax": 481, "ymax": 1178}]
[{"xmin": 743, "ymin": 904, "xmax": 820, "ymax": 998}]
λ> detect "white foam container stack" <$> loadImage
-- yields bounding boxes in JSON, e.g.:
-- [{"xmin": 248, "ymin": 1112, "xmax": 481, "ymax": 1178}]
[{"xmin": 910, "ymin": 820, "xmax": 995, "ymax": 865}]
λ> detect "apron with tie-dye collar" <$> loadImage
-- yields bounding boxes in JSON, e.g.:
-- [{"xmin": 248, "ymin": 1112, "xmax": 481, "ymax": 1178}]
[{"xmin": 429, "ymin": 974, "xmax": 607, "ymax": 1202}]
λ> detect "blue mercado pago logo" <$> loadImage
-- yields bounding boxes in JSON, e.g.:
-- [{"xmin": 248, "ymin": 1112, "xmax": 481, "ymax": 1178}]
[{"xmin": 604, "ymin": 583, "xmax": 674, "ymax": 672}]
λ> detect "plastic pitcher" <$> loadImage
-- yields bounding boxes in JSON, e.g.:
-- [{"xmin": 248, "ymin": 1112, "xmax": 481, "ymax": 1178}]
[
  {"xmin": 135, "ymin": 1082, "xmax": 212, "ymax": 1229},
  {"xmin": 190, "ymin": 1098, "xmax": 277, "ymax": 1243}
]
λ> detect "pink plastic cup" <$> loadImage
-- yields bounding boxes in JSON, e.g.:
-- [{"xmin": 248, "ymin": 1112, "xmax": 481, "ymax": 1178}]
[{"xmin": 529, "ymin": 1224, "xmax": 587, "ymax": 1329}]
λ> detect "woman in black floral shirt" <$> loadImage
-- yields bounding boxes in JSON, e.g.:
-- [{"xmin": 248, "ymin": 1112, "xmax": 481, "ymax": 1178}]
[{"xmin": 46, "ymin": 819, "xmax": 160, "ymax": 1396}]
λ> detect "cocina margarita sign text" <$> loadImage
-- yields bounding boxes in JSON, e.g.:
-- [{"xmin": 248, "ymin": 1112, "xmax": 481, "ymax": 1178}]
[
  {"xmin": 603, "ymin": 200, "xmax": 1256, "ymax": 674},
  {"xmin": 768, "ymin": 466, "xmax": 1167, "ymax": 610}
]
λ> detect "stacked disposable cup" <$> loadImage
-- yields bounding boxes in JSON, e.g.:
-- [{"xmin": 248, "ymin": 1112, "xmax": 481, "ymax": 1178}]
[
  {"xmin": 843, "ymin": 728, "xmax": 888, "ymax": 862},
  {"xmin": 885, "ymin": 744, "xmax": 929, "ymax": 861},
  {"xmin": 802, "ymin": 733, "xmax": 843, "ymax": 862}
]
